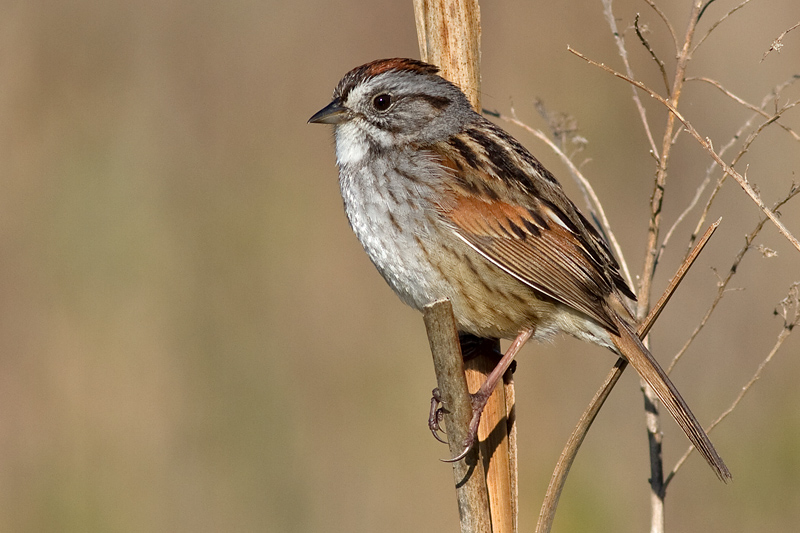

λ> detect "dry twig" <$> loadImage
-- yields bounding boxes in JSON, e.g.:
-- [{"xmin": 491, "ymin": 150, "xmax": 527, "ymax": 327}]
[
  {"xmin": 688, "ymin": 93, "xmax": 800, "ymax": 253},
  {"xmin": 762, "ymin": 20, "xmax": 800, "ymax": 61},
  {"xmin": 600, "ymin": 0, "xmax": 659, "ymax": 156},
  {"xmin": 643, "ymin": 0, "xmax": 679, "ymax": 53},
  {"xmin": 691, "ymin": 0, "xmax": 754, "ymax": 55},
  {"xmin": 659, "ymin": 75, "xmax": 800, "ymax": 261},
  {"xmin": 667, "ymin": 280, "xmax": 800, "ymax": 484},
  {"xmin": 634, "ymin": 14, "xmax": 671, "ymax": 96},
  {"xmin": 669, "ymin": 185, "xmax": 800, "ymax": 372},
  {"xmin": 535, "ymin": 221, "xmax": 721, "ymax": 533},
  {"xmin": 567, "ymin": 46, "xmax": 800, "ymax": 254},
  {"xmin": 688, "ymin": 76, "xmax": 800, "ymax": 141}
]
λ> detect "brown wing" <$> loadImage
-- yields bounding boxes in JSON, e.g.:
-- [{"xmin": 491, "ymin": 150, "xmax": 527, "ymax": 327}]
[{"xmin": 431, "ymin": 123, "xmax": 633, "ymax": 333}]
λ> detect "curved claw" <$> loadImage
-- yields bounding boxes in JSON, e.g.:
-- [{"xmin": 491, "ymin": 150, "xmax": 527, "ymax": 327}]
[
  {"xmin": 440, "ymin": 398, "xmax": 484, "ymax": 463},
  {"xmin": 428, "ymin": 388, "xmax": 449, "ymax": 444},
  {"xmin": 431, "ymin": 421, "xmax": 448, "ymax": 444},
  {"xmin": 430, "ymin": 415, "xmax": 448, "ymax": 444},
  {"xmin": 440, "ymin": 434, "xmax": 476, "ymax": 463}
]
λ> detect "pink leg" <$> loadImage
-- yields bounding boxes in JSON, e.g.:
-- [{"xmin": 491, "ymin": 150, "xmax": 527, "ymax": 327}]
[{"xmin": 445, "ymin": 327, "xmax": 534, "ymax": 462}]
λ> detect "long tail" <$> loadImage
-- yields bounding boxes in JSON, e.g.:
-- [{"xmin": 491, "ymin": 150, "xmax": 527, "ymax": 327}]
[{"xmin": 609, "ymin": 313, "xmax": 731, "ymax": 481}]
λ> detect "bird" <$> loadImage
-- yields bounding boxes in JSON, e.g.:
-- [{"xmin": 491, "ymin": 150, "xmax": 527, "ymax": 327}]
[{"xmin": 309, "ymin": 58, "xmax": 730, "ymax": 480}]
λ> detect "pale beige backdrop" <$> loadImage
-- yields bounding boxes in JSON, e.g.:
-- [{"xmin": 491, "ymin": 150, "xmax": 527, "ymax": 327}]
[{"xmin": 1, "ymin": 1, "xmax": 799, "ymax": 531}]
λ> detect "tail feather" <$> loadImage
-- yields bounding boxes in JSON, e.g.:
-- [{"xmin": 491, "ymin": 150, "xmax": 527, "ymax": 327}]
[{"xmin": 609, "ymin": 313, "xmax": 731, "ymax": 481}]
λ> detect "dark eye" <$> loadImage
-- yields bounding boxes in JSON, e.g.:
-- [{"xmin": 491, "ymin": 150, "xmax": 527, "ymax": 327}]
[{"xmin": 372, "ymin": 93, "xmax": 392, "ymax": 111}]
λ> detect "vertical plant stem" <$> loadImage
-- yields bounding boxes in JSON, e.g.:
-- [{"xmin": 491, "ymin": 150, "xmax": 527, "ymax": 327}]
[
  {"xmin": 413, "ymin": 0, "xmax": 482, "ymax": 108},
  {"xmin": 424, "ymin": 301, "xmax": 492, "ymax": 533},
  {"xmin": 638, "ymin": 0, "xmax": 703, "ymax": 305},
  {"xmin": 636, "ymin": 4, "xmax": 705, "ymax": 532},
  {"xmin": 415, "ymin": 2, "xmax": 516, "ymax": 532}
]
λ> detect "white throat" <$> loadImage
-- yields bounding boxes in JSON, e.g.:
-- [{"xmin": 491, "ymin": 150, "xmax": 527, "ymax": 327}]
[{"xmin": 334, "ymin": 121, "xmax": 369, "ymax": 167}]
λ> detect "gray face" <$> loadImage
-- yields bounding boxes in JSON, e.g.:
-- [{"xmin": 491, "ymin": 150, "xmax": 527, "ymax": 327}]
[{"xmin": 336, "ymin": 69, "xmax": 476, "ymax": 146}]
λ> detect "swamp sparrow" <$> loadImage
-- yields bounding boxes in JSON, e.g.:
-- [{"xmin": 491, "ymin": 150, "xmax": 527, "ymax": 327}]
[{"xmin": 310, "ymin": 58, "xmax": 729, "ymax": 480}]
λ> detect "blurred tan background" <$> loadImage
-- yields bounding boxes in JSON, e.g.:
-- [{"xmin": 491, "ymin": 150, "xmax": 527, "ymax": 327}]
[{"xmin": 1, "ymin": 0, "xmax": 799, "ymax": 531}]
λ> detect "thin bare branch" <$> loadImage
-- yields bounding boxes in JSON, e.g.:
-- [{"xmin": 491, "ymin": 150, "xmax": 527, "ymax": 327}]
[
  {"xmin": 688, "ymin": 76, "xmax": 800, "ymax": 141},
  {"xmin": 642, "ymin": 0, "xmax": 678, "ymax": 53},
  {"xmin": 568, "ymin": 46, "xmax": 800, "ymax": 253},
  {"xmin": 667, "ymin": 281, "xmax": 800, "ymax": 485},
  {"xmin": 658, "ymin": 115, "xmax": 753, "ymax": 261},
  {"xmin": 634, "ymin": 0, "xmax": 706, "ymax": 334},
  {"xmin": 650, "ymin": 219, "xmax": 723, "ymax": 340},
  {"xmin": 635, "ymin": 13, "xmax": 672, "ymax": 96},
  {"xmin": 531, "ymin": 99, "xmax": 586, "ymax": 161},
  {"xmin": 600, "ymin": 0, "xmax": 660, "ymax": 157},
  {"xmin": 691, "ymin": 0, "xmax": 754, "ymax": 56},
  {"xmin": 685, "ymin": 75, "xmax": 800, "ymax": 252},
  {"xmin": 688, "ymin": 100, "xmax": 800, "ymax": 252},
  {"xmin": 636, "ymin": 6, "xmax": 716, "ymax": 527},
  {"xmin": 689, "ymin": 77, "xmax": 768, "ymax": 115},
  {"xmin": 696, "ymin": 0, "xmax": 718, "ymax": 23},
  {"xmin": 668, "ymin": 110, "xmax": 778, "ymax": 259},
  {"xmin": 669, "ymin": 185, "xmax": 800, "ymax": 372},
  {"xmin": 536, "ymin": 359, "xmax": 625, "ymax": 533},
  {"xmin": 762, "ymin": 20, "xmax": 800, "ymax": 61}
]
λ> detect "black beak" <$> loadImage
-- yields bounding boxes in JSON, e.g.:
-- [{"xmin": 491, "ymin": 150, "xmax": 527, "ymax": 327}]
[{"xmin": 308, "ymin": 99, "xmax": 350, "ymax": 125}]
